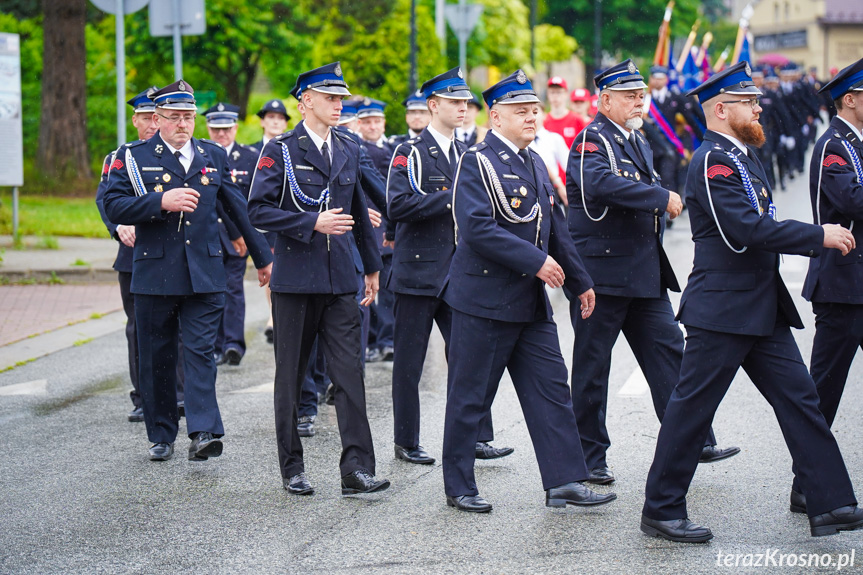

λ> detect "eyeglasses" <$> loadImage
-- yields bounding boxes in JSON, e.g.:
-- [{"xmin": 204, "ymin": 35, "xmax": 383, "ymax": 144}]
[
  {"xmin": 721, "ymin": 98, "xmax": 761, "ymax": 109},
  {"xmin": 157, "ymin": 113, "xmax": 196, "ymax": 125}
]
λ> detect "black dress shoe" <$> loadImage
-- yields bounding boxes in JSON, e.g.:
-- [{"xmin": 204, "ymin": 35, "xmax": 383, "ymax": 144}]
[
  {"xmin": 225, "ymin": 347, "xmax": 242, "ymax": 366},
  {"xmin": 585, "ymin": 466, "xmax": 615, "ymax": 485},
  {"xmin": 810, "ymin": 505, "xmax": 863, "ymax": 537},
  {"xmin": 790, "ymin": 490, "xmax": 807, "ymax": 514},
  {"xmin": 127, "ymin": 406, "xmax": 144, "ymax": 422},
  {"xmin": 214, "ymin": 352, "xmax": 227, "ymax": 366},
  {"xmin": 283, "ymin": 473, "xmax": 314, "ymax": 495},
  {"xmin": 475, "ymin": 441, "xmax": 514, "ymax": 460},
  {"xmin": 188, "ymin": 432, "xmax": 223, "ymax": 461},
  {"xmin": 149, "ymin": 442, "xmax": 174, "ymax": 461},
  {"xmin": 640, "ymin": 515, "xmax": 713, "ymax": 543},
  {"xmin": 447, "ymin": 494, "xmax": 492, "ymax": 513},
  {"xmin": 546, "ymin": 482, "xmax": 617, "ymax": 507},
  {"xmin": 366, "ymin": 348, "xmax": 384, "ymax": 363},
  {"xmin": 394, "ymin": 444, "xmax": 435, "ymax": 465},
  {"xmin": 699, "ymin": 445, "xmax": 740, "ymax": 463},
  {"xmin": 297, "ymin": 415, "xmax": 315, "ymax": 437},
  {"xmin": 177, "ymin": 401, "xmax": 185, "ymax": 418},
  {"xmin": 341, "ymin": 470, "xmax": 390, "ymax": 495},
  {"xmin": 264, "ymin": 327, "xmax": 274, "ymax": 344}
]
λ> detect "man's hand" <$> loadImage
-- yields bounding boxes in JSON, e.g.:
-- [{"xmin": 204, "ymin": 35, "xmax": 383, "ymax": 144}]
[
  {"xmin": 578, "ymin": 288, "xmax": 596, "ymax": 319},
  {"xmin": 314, "ymin": 207, "xmax": 354, "ymax": 235},
  {"xmin": 360, "ymin": 271, "xmax": 380, "ymax": 306},
  {"xmin": 231, "ymin": 237, "xmax": 248, "ymax": 257},
  {"xmin": 382, "ymin": 239, "xmax": 395, "ymax": 249},
  {"xmin": 368, "ymin": 208, "xmax": 382, "ymax": 228},
  {"xmin": 160, "ymin": 188, "xmax": 200, "ymax": 213},
  {"xmin": 536, "ymin": 255, "xmax": 565, "ymax": 289},
  {"xmin": 257, "ymin": 263, "xmax": 272, "ymax": 287},
  {"xmin": 116, "ymin": 224, "xmax": 136, "ymax": 247},
  {"xmin": 666, "ymin": 191, "xmax": 683, "ymax": 219},
  {"xmin": 822, "ymin": 224, "xmax": 856, "ymax": 256}
]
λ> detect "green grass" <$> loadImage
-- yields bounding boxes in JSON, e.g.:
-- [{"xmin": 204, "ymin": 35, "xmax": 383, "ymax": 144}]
[{"xmin": 0, "ymin": 191, "xmax": 108, "ymax": 238}]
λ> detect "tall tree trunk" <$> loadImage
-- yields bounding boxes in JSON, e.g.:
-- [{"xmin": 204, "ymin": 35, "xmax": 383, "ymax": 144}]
[{"xmin": 37, "ymin": 0, "xmax": 91, "ymax": 179}]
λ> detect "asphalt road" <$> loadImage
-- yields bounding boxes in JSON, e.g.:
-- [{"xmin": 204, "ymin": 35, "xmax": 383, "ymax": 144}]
[{"xmin": 1, "ymin": 165, "xmax": 862, "ymax": 574}]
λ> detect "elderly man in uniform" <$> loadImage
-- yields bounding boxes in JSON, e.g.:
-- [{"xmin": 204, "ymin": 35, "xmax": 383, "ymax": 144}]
[
  {"xmin": 641, "ymin": 62, "xmax": 862, "ymax": 543},
  {"xmin": 104, "ymin": 80, "xmax": 273, "ymax": 462},
  {"xmin": 96, "ymin": 87, "xmax": 185, "ymax": 422},
  {"xmin": 204, "ymin": 102, "xmax": 260, "ymax": 367},
  {"xmin": 441, "ymin": 70, "xmax": 616, "ymax": 513},
  {"xmin": 248, "ymin": 62, "xmax": 390, "ymax": 497},
  {"xmin": 390, "ymin": 91, "xmax": 432, "ymax": 148},
  {"xmin": 387, "ymin": 67, "xmax": 513, "ymax": 466},
  {"xmin": 789, "ymin": 58, "xmax": 863, "ymax": 515},
  {"xmin": 567, "ymin": 59, "xmax": 738, "ymax": 487}
]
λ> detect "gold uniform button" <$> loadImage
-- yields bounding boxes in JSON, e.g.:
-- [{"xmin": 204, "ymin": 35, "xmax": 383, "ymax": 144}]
[
  {"xmin": 185, "ymin": 221, "xmax": 190, "ymax": 226},
  {"xmin": 483, "ymin": 269, "xmax": 488, "ymax": 274},
  {"xmin": 186, "ymin": 240, "xmax": 190, "ymax": 245},
  {"xmin": 217, "ymin": 218, "xmax": 223, "ymax": 223},
  {"xmin": 415, "ymin": 254, "xmax": 420, "ymax": 259},
  {"xmin": 446, "ymin": 204, "xmax": 452, "ymax": 209},
  {"xmin": 143, "ymin": 252, "xmax": 147, "ymax": 256},
  {"xmin": 184, "ymin": 183, "xmax": 189, "ymax": 187}
]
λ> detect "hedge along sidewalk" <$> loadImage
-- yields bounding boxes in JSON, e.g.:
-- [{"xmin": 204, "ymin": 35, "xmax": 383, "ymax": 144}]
[{"xmin": 0, "ymin": 193, "xmax": 109, "ymax": 238}]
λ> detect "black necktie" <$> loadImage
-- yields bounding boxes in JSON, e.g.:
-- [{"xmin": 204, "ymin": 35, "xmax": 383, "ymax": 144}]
[
  {"xmin": 321, "ymin": 141, "xmax": 331, "ymax": 175},
  {"xmin": 174, "ymin": 150, "xmax": 186, "ymax": 176},
  {"xmin": 629, "ymin": 134, "xmax": 648, "ymax": 171},
  {"xmin": 518, "ymin": 148, "xmax": 535, "ymax": 184},
  {"xmin": 448, "ymin": 143, "xmax": 458, "ymax": 168}
]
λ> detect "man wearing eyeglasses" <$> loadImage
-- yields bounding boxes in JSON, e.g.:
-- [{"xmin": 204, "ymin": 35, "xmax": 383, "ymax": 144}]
[
  {"xmin": 566, "ymin": 59, "xmax": 738, "ymax": 489},
  {"xmin": 641, "ymin": 61, "xmax": 862, "ymax": 543},
  {"xmin": 95, "ymin": 87, "xmax": 187, "ymax": 423},
  {"xmin": 104, "ymin": 80, "xmax": 273, "ymax": 463}
]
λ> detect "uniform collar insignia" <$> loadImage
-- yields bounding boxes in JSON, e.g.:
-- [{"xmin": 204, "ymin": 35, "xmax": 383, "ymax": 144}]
[{"xmin": 154, "ymin": 144, "xmax": 163, "ymax": 154}]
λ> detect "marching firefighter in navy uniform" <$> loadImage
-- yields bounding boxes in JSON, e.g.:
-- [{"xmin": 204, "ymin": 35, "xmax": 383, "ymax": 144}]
[
  {"xmin": 204, "ymin": 102, "xmax": 260, "ymax": 367},
  {"xmin": 389, "ymin": 91, "xmax": 431, "ymax": 148},
  {"xmin": 567, "ymin": 59, "xmax": 737, "ymax": 487},
  {"xmin": 103, "ymin": 80, "xmax": 273, "ymax": 462},
  {"xmin": 441, "ymin": 70, "xmax": 616, "ymax": 513},
  {"xmin": 641, "ymin": 62, "xmax": 863, "ymax": 543},
  {"xmin": 791, "ymin": 58, "xmax": 863, "ymax": 513},
  {"xmin": 386, "ymin": 67, "xmax": 513, "ymax": 465},
  {"xmin": 96, "ymin": 87, "xmax": 186, "ymax": 422},
  {"xmin": 247, "ymin": 62, "xmax": 390, "ymax": 497}
]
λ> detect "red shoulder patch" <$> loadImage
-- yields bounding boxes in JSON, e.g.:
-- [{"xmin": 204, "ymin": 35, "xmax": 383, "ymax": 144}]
[
  {"xmin": 392, "ymin": 155, "xmax": 408, "ymax": 168},
  {"xmin": 823, "ymin": 154, "xmax": 848, "ymax": 167},
  {"xmin": 111, "ymin": 159, "xmax": 124, "ymax": 171},
  {"xmin": 575, "ymin": 142, "xmax": 598, "ymax": 153},
  {"xmin": 257, "ymin": 156, "xmax": 275, "ymax": 170},
  {"xmin": 102, "ymin": 162, "xmax": 110, "ymax": 175},
  {"xmin": 707, "ymin": 164, "xmax": 734, "ymax": 179}
]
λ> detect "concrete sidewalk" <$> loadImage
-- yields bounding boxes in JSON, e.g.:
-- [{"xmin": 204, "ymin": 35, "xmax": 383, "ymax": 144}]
[{"xmin": 0, "ymin": 236, "xmax": 124, "ymax": 369}]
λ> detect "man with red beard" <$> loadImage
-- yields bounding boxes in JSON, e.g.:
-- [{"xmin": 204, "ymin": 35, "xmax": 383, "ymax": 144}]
[{"xmin": 641, "ymin": 61, "xmax": 863, "ymax": 543}]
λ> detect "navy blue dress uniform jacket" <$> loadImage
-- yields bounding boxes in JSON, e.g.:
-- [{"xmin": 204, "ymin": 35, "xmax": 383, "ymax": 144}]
[
  {"xmin": 803, "ymin": 116, "xmax": 863, "ymax": 304},
  {"xmin": 443, "ymin": 131, "xmax": 593, "ymax": 322},
  {"xmin": 567, "ymin": 112, "xmax": 679, "ymax": 297},
  {"xmin": 679, "ymin": 131, "xmax": 824, "ymax": 336},
  {"xmin": 103, "ymin": 135, "xmax": 272, "ymax": 295},
  {"xmin": 218, "ymin": 142, "xmax": 260, "ymax": 257},
  {"xmin": 247, "ymin": 121, "xmax": 383, "ymax": 293},
  {"xmin": 96, "ymin": 149, "xmax": 133, "ymax": 273},
  {"xmin": 386, "ymin": 129, "xmax": 463, "ymax": 296}
]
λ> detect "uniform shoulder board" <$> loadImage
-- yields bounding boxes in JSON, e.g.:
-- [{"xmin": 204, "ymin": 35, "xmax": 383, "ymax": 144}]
[
  {"xmin": 468, "ymin": 141, "xmax": 488, "ymax": 153},
  {"xmin": 590, "ymin": 123, "xmax": 601, "ymax": 131},
  {"xmin": 124, "ymin": 139, "xmax": 145, "ymax": 148},
  {"xmin": 200, "ymin": 138, "xmax": 223, "ymax": 148},
  {"xmin": 406, "ymin": 137, "xmax": 420, "ymax": 145},
  {"xmin": 274, "ymin": 131, "xmax": 293, "ymax": 141}
]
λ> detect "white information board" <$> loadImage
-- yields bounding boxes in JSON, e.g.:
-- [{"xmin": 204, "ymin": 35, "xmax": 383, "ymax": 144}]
[{"xmin": 0, "ymin": 33, "xmax": 23, "ymax": 187}]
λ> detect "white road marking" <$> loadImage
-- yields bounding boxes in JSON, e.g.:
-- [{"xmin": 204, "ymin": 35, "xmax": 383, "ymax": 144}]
[{"xmin": 0, "ymin": 379, "xmax": 47, "ymax": 396}]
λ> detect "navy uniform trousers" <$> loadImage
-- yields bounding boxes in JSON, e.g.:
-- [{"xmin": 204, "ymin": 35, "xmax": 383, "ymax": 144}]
[
  {"xmin": 644, "ymin": 321, "xmax": 856, "ymax": 520},
  {"xmin": 272, "ymin": 293, "xmax": 375, "ymax": 479},
  {"xmin": 570, "ymin": 293, "xmax": 715, "ymax": 469},
  {"xmin": 443, "ymin": 312, "xmax": 588, "ymax": 496},
  {"xmin": 136, "ymin": 292, "xmax": 224, "ymax": 442}
]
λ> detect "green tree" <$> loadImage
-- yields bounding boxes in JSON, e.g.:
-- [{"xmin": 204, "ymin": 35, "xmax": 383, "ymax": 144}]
[
  {"xmin": 305, "ymin": 0, "xmax": 446, "ymax": 134},
  {"xmin": 543, "ymin": 0, "xmax": 702, "ymax": 69},
  {"xmin": 534, "ymin": 23, "xmax": 578, "ymax": 72},
  {"xmin": 124, "ymin": 0, "xmax": 311, "ymax": 119}
]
